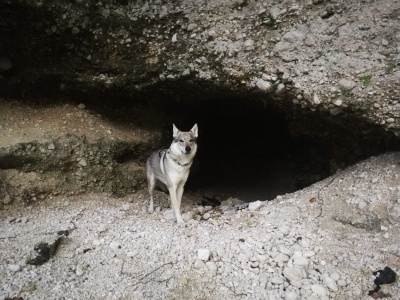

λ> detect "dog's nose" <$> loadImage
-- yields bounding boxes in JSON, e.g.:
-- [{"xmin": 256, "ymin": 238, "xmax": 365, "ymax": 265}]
[{"xmin": 185, "ymin": 146, "xmax": 191, "ymax": 153}]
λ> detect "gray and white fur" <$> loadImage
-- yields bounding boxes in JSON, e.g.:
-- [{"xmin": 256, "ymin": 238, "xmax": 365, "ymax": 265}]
[{"xmin": 146, "ymin": 124, "xmax": 198, "ymax": 223}]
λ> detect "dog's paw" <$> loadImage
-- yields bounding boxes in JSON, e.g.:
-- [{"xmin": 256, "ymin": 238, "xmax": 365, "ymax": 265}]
[{"xmin": 148, "ymin": 207, "xmax": 154, "ymax": 214}]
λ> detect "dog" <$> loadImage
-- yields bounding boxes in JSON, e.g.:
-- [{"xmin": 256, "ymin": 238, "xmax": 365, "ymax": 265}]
[{"xmin": 146, "ymin": 124, "xmax": 198, "ymax": 223}]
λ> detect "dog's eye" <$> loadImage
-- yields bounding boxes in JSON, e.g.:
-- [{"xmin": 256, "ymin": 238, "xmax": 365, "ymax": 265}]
[
  {"xmin": 179, "ymin": 139, "xmax": 184, "ymax": 143},
  {"xmin": 189, "ymin": 139, "xmax": 194, "ymax": 142}
]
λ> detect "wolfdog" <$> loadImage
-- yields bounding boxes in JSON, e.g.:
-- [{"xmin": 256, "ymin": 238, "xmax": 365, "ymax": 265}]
[{"xmin": 146, "ymin": 124, "xmax": 198, "ymax": 223}]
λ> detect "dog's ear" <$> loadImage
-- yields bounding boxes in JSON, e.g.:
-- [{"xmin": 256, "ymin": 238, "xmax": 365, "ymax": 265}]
[
  {"xmin": 190, "ymin": 124, "xmax": 198, "ymax": 138},
  {"xmin": 173, "ymin": 124, "xmax": 180, "ymax": 137}
]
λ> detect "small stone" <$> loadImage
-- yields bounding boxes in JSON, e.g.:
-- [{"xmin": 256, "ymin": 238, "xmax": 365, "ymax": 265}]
[
  {"xmin": 206, "ymin": 261, "xmax": 217, "ymax": 272},
  {"xmin": 304, "ymin": 251, "xmax": 315, "ymax": 257},
  {"xmin": 182, "ymin": 69, "xmax": 190, "ymax": 77},
  {"xmin": 238, "ymin": 253, "xmax": 250, "ymax": 262},
  {"xmin": 283, "ymin": 267, "xmax": 306, "ymax": 281},
  {"xmin": 48, "ymin": 143, "xmax": 55, "ymax": 150},
  {"xmin": 78, "ymin": 103, "xmax": 86, "ymax": 109},
  {"xmin": 109, "ymin": 241, "xmax": 121, "ymax": 251},
  {"xmin": 386, "ymin": 118, "xmax": 395, "ymax": 123},
  {"xmin": 71, "ymin": 27, "xmax": 80, "ymax": 35},
  {"xmin": 279, "ymin": 225, "xmax": 290, "ymax": 236},
  {"xmin": 244, "ymin": 39, "xmax": 255, "ymax": 51},
  {"xmin": 256, "ymin": 78, "xmax": 272, "ymax": 91},
  {"xmin": 182, "ymin": 212, "xmax": 193, "ymax": 222},
  {"xmin": 285, "ymin": 291, "xmax": 299, "ymax": 300},
  {"xmin": 208, "ymin": 30, "xmax": 216, "ymax": 37},
  {"xmin": 167, "ymin": 74, "xmax": 176, "ymax": 81},
  {"xmin": 330, "ymin": 272, "xmax": 340, "ymax": 281},
  {"xmin": 194, "ymin": 259, "xmax": 205, "ymax": 269},
  {"xmin": 333, "ymin": 99, "xmax": 342, "ymax": 106},
  {"xmin": 93, "ymin": 239, "xmax": 101, "ymax": 246},
  {"xmin": 198, "ymin": 248, "xmax": 210, "ymax": 261},
  {"xmin": 127, "ymin": 251, "xmax": 138, "ymax": 258},
  {"xmin": 163, "ymin": 209, "xmax": 176, "ymax": 221},
  {"xmin": 248, "ymin": 200, "xmax": 263, "ymax": 211},
  {"xmin": 293, "ymin": 256, "xmax": 309, "ymax": 266},
  {"xmin": 277, "ymin": 245, "xmax": 293, "ymax": 256},
  {"xmin": 323, "ymin": 276, "xmax": 338, "ymax": 292},
  {"xmin": 98, "ymin": 224, "xmax": 107, "ymax": 232},
  {"xmin": 172, "ymin": 33, "xmax": 177, "ymax": 43},
  {"xmin": 202, "ymin": 212, "xmax": 211, "ymax": 220},
  {"xmin": 337, "ymin": 279, "xmax": 347, "ymax": 287},
  {"xmin": 313, "ymin": 93, "xmax": 321, "ymax": 105},
  {"xmin": 338, "ymin": 78, "xmax": 355, "ymax": 91},
  {"xmin": 311, "ymin": 284, "xmax": 327, "ymax": 296},
  {"xmin": 358, "ymin": 201, "xmax": 367, "ymax": 209},
  {"xmin": 271, "ymin": 276, "xmax": 284, "ymax": 285},
  {"xmin": 9, "ymin": 264, "xmax": 21, "ymax": 272},
  {"xmin": 187, "ymin": 23, "xmax": 198, "ymax": 31},
  {"xmin": 273, "ymin": 253, "xmax": 289, "ymax": 263},
  {"xmin": 78, "ymin": 158, "xmax": 87, "ymax": 167},
  {"xmin": 76, "ymin": 265, "xmax": 84, "ymax": 276}
]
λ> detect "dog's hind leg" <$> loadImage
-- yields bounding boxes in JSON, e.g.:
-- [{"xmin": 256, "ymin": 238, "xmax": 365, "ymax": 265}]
[
  {"xmin": 147, "ymin": 172, "xmax": 156, "ymax": 213},
  {"xmin": 169, "ymin": 185, "xmax": 184, "ymax": 223}
]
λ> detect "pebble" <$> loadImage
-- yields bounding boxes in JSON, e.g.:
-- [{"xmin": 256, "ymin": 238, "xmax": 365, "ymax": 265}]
[
  {"xmin": 338, "ymin": 78, "xmax": 355, "ymax": 91},
  {"xmin": 163, "ymin": 209, "xmax": 176, "ymax": 221},
  {"xmin": 78, "ymin": 103, "xmax": 86, "ymax": 109},
  {"xmin": 8, "ymin": 264, "xmax": 21, "ymax": 272},
  {"xmin": 109, "ymin": 241, "xmax": 121, "ymax": 251},
  {"xmin": 126, "ymin": 251, "xmax": 138, "ymax": 258},
  {"xmin": 273, "ymin": 253, "xmax": 290, "ymax": 263},
  {"xmin": 248, "ymin": 200, "xmax": 263, "ymax": 211},
  {"xmin": 93, "ymin": 239, "xmax": 101, "ymax": 246},
  {"xmin": 256, "ymin": 78, "xmax": 272, "ymax": 92},
  {"xmin": 198, "ymin": 248, "xmax": 210, "ymax": 261},
  {"xmin": 333, "ymin": 99, "xmax": 342, "ymax": 106},
  {"xmin": 78, "ymin": 158, "xmax": 87, "ymax": 167},
  {"xmin": 194, "ymin": 260, "xmax": 205, "ymax": 269},
  {"xmin": 76, "ymin": 265, "xmax": 84, "ymax": 276},
  {"xmin": 182, "ymin": 212, "xmax": 193, "ymax": 222},
  {"xmin": 271, "ymin": 276, "xmax": 285, "ymax": 285},
  {"xmin": 187, "ymin": 23, "xmax": 198, "ymax": 31},
  {"xmin": 285, "ymin": 291, "xmax": 299, "ymax": 300},
  {"xmin": 203, "ymin": 212, "xmax": 211, "ymax": 220},
  {"xmin": 293, "ymin": 256, "xmax": 309, "ymax": 266},
  {"xmin": 311, "ymin": 284, "xmax": 327, "ymax": 296},
  {"xmin": 277, "ymin": 245, "xmax": 293, "ymax": 256},
  {"xmin": 283, "ymin": 267, "xmax": 305, "ymax": 281},
  {"xmin": 323, "ymin": 275, "xmax": 338, "ymax": 292},
  {"xmin": 386, "ymin": 118, "xmax": 395, "ymax": 123},
  {"xmin": 313, "ymin": 93, "xmax": 321, "ymax": 105}
]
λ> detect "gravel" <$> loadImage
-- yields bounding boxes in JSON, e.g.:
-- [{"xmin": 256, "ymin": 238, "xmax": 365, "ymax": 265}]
[{"xmin": 1, "ymin": 152, "xmax": 400, "ymax": 299}]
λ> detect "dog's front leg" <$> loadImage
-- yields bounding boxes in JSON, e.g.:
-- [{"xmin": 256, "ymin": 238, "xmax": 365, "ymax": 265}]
[
  {"xmin": 169, "ymin": 185, "xmax": 184, "ymax": 223},
  {"xmin": 176, "ymin": 183, "xmax": 185, "ymax": 210}
]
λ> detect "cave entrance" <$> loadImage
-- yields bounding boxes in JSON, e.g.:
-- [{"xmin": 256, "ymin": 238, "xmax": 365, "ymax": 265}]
[
  {"xmin": 165, "ymin": 98, "xmax": 328, "ymax": 202},
  {"xmin": 137, "ymin": 90, "xmax": 398, "ymax": 204}
]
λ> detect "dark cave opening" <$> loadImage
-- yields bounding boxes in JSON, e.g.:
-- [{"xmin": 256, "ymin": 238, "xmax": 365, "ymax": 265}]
[
  {"xmin": 136, "ymin": 92, "xmax": 399, "ymax": 203},
  {"xmin": 165, "ymin": 98, "xmax": 330, "ymax": 201}
]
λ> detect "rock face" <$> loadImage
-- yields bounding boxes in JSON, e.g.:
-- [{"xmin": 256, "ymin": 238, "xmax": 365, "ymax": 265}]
[{"xmin": 0, "ymin": 0, "xmax": 399, "ymax": 136}]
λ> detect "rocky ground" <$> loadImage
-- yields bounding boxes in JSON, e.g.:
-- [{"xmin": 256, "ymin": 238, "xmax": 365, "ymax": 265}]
[{"xmin": 1, "ymin": 152, "xmax": 400, "ymax": 300}]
